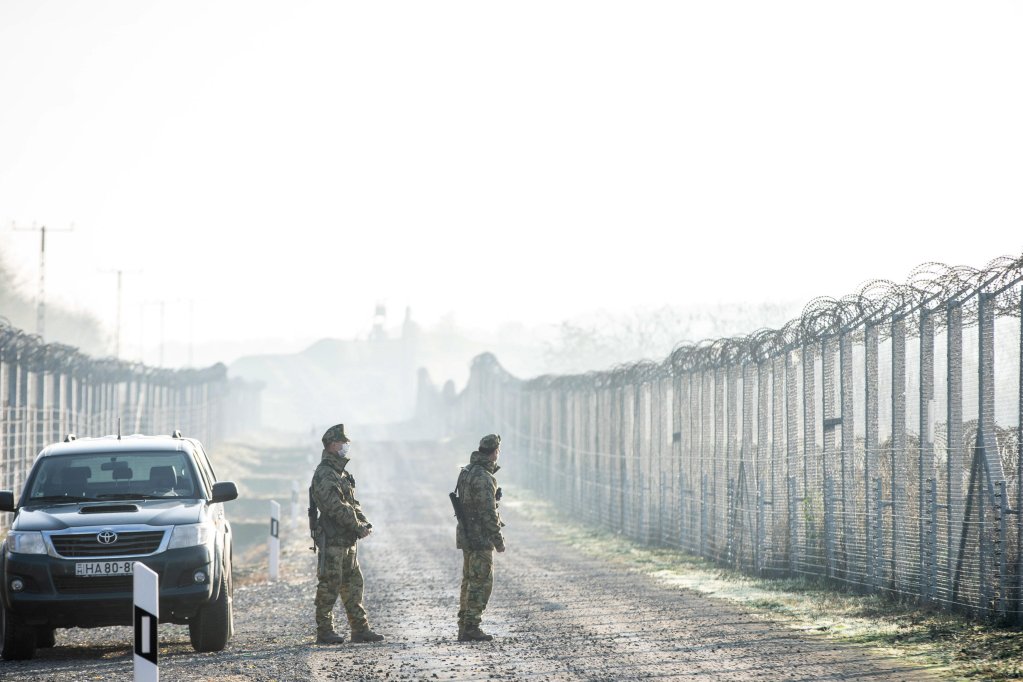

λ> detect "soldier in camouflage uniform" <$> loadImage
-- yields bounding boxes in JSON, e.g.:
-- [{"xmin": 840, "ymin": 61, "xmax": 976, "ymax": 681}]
[
  {"xmin": 454, "ymin": 433, "xmax": 506, "ymax": 642},
  {"xmin": 310, "ymin": 424, "xmax": 385, "ymax": 644}
]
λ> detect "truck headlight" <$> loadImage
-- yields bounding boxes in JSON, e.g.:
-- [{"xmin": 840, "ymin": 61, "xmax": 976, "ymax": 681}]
[
  {"xmin": 7, "ymin": 531, "xmax": 47, "ymax": 555},
  {"xmin": 168, "ymin": 523, "xmax": 215, "ymax": 549}
]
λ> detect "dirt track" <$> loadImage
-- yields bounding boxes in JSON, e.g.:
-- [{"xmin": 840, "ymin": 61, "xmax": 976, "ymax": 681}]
[{"xmin": 2, "ymin": 440, "xmax": 945, "ymax": 681}]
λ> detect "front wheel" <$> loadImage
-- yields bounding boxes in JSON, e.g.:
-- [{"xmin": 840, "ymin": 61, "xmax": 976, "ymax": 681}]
[
  {"xmin": 1, "ymin": 601, "xmax": 37, "ymax": 661},
  {"xmin": 189, "ymin": 572, "xmax": 232, "ymax": 652}
]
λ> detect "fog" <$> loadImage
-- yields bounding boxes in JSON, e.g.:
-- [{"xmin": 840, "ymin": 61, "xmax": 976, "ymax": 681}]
[{"xmin": 1, "ymin": 1, "xmax": 1021, "ymax": 429}]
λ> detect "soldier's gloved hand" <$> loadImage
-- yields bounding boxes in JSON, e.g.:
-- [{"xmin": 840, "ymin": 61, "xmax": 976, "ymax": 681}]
[
  {"xmin": 357, "ymin": 524, "xmax": 372, "ymax": 539},
  {"xmin": 494, "ymin": 541, "xmax": 506, "ymax": 553}
]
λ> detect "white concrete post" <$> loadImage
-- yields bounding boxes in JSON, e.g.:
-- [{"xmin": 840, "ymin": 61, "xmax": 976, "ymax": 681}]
[
  {"xmin": 290, "ymin": 480, "xmax": 299, "ymax": 530},
  {"xmin": 133, "ymin": 562, "xmax": 159, "ymax": 682},
  {"xmin": 269, "ymin": 500, "xmax": 280, "ymax": 581}
]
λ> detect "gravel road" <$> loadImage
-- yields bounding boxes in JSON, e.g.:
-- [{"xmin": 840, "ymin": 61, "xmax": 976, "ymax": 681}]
[{"xmin": 2, "ymin": 439, "xmax": 945, "ymax": 681}]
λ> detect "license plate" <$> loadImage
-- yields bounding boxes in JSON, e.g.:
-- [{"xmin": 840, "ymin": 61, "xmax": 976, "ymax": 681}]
[{"xmin": 75, "ymin": 561, "xmax": 135, "ymax": 577}]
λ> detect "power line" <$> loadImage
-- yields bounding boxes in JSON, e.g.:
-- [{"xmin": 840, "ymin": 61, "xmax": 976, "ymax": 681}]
[{"xmin": 11, "ymin": 221, "xmax": 75, "ymax": 341}]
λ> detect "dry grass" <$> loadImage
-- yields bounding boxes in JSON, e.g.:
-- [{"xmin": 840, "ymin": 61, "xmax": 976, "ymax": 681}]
[{"xmin": 507, "ymin": 491, "xmax": 1023, "ymax": 681}]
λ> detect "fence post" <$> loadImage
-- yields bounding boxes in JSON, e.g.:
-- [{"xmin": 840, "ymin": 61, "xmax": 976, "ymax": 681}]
[
  {"xmin": 788, "ymin": 476, "xmax": 797, "ymax": 575},
  {"xmin": 659, "ymin": 470, "xmax": 666, "ymax": 546},
  {"xmin": 1018, "ymin": 287, "xmax": 1023, "ymax": 622},
  {"xmin": 873, "ymin": 478, "xmax": 884, "ymax": 590},
  {"xmin": 891, "ymin": 317, "xmax": 907, "ymax": 597},
  {"xmin": 757, "ymin": 486, "xmax": 765, "ymax": 575},
  {"xmin": 998, "ymin": 480, "xmax": 1007, "ymax": 618},
  {"xmin": 700, "ymin": 472, "xmax": 707, "ymax": 559},
  {"xmin": 946, "ymin": 301, "xmax": 964, "ymax": 603},
  {"xmin": 928, "ymin": 477, "xmax": 939, "ymax": 603},
  {"xmin": 726, "ymin": 477, "xmax": 735, "ymax": 565},
  {"xmin": 679, "ymin": 470, "xmax": 687, "ymax": 550},
  {"xmin": 824, "ymin": 476, "xmax": 835, "ymax": 580}
]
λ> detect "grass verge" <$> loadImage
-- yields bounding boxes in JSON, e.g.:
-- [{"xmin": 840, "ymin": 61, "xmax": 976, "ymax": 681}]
[{"xmin": 505, "ymin": 490, "xmax": 1023, "ymax": 681}]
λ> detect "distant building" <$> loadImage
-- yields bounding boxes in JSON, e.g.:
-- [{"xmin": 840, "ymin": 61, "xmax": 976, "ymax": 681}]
[{"xmin": 230, "ymin": 304, "xmax": 422, "ymax": 432}]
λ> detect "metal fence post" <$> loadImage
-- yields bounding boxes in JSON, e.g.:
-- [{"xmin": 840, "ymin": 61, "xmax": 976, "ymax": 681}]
[
  {"xmin": 891, "ymin": 317, "xmax": 907, "ymax": 597},
  {"xmin": 824, "ymin": 475, "xmax": 835, "ymax": 580},
  {"xmin": 946, "ymin": 301, "xmax": 964, "ymax": 604},
  {"xmin": 726, "ymin": 477, "xmax": 735, "ymax": 565},
  {"xmin": 757, "ymin": 486, "xmax": 766, "ymax": 575},
  {"xmin": 1018, "ymin": 287, "xmax": 1023, "ymax": 621},
  {"xmin": 919, "ymin": 308, "xmax": 934, "ymax": 600},
  {"xmin": 788, "ymin": 476, "xmax": 797, "ymax": 575},
  {"xmin": 873, "ymin": 478, "xmax": 884, "ymax": 590},
  {"xmin": 701, "ymin": 472, "xmax": 708, "ymax": 559},
  {"xmin": 998, "ymin": 480, "xmax": 1007, "ymax": 618},
  {"xmin": 928, "ymin": 477, "xmax": 939, "ymax": 603}
]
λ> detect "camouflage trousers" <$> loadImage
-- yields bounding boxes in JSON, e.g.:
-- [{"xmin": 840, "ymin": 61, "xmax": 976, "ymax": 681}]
[
  {"xmin": 458, "ymin": 549, "xmax": 494, "ymax": 629},
  {"xmin": 314, "ymin": 543, "xmax": 369, "ymax": 633}
]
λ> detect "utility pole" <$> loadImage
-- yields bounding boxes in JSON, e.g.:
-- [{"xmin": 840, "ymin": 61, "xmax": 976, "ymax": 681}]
[
  {"xmin": 140, "ymin": 298, "xmax": 188, "ymax": 367},
  {"xmin": 11, "ymin": 222, "xmax": 74, "ymax": 340},
  {"xmin": 99, "ymin": 268, "xmax": 140, "ymax": 358},
  {"xmin": 159, "ymin": 300, "xmax": 165, "ymax": 367}
]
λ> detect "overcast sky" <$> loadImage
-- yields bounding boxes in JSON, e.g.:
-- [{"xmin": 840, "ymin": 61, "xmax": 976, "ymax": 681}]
[{"xmin": 0, "ymin": 1, "xmax": 1020, "ymax": 367}]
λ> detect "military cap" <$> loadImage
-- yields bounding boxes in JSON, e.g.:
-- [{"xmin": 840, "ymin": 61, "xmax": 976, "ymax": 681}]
[
  {"xmin": 321, "ymin": 423, "xmax": 350, "ymax": 444},
  {"xmin": 478, "ymin": 433, "xmax": 501, "ymax": 451}
]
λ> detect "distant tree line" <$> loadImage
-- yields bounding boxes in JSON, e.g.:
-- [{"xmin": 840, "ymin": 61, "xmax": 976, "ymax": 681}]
[{"xmin": 0, "ymin": 251, "xmax": 107, "ymax": 356}]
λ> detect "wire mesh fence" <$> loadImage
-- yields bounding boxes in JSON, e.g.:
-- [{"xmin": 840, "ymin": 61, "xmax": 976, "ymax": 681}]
[
  {"xmin": 0, "ymin": 319, "xmax": 262, "ymax": 533},
  {"xmin": 438, "ymin": 255, "xmax": 1023, "ymax": 621}
]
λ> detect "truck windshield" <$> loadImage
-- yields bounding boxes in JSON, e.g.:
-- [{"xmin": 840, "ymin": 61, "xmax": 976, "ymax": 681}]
[{"xmin": 23, "ymin": 451, "xmax": 200, "ymax": 503}]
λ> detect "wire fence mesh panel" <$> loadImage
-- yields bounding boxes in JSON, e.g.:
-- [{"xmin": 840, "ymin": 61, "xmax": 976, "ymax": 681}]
[
  {"xmin": 0, "ymin": 320, "xmax": 261, "ymax": 534},
  {"xmin": 434, "ymin": 256, "xmax": 1023, "ymax": 621}
]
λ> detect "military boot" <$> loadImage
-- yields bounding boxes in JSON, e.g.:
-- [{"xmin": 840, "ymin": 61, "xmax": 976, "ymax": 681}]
[
  {"xmin": 350, "ymin": 629, "xmax": 385, "ymax": 643},
  {"xmin": 316, "ymin": 629, "xmax": 345, "ymax": 644},
  {"xmin": 458, "ymin": 626, "xmax": 494, "ymax": 642}
]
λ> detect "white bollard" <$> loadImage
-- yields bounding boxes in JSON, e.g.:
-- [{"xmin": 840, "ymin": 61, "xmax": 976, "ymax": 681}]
[
  {"xmin": 290, "ymin": 480, "xmax": 299, "ymax": 530},
  {"xmin": 133, "ymin": 562, "xmax": 159, "ymax": 682},
  {"xmin": 269, "ymin": 500, "xmax": 280, "ymax": 581}
]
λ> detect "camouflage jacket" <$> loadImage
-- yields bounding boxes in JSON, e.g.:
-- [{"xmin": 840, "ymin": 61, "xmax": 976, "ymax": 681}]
[
  {"xmin": 310, "ymin": 450, "xmax": 368, "ymax": 547},
  {"xmin": 455, "ymin": 451, "xmax": 505, "ymax": 551}
]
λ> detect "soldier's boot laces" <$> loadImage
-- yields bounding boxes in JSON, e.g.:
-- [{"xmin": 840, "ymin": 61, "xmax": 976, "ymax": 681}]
[
  {"xmin": 458, "ymin": 626, "xmax": 494, "ymax": 642},
  {"xmin": 316, "ymin": 630, "xmax": 346, "ymax": 645},
  {"xmin": 350, "ymin": 629, "xmax": 385, "ymax": 643}
]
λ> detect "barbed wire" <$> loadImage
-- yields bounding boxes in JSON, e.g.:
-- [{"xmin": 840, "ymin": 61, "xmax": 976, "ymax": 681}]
[
  {"xmin": 487, "ymin": 252, "xmax": 1023, "ymax": 391},
  {"xmin": 0, "ymin": 318, "xmax": 227, "ymax": 383}
]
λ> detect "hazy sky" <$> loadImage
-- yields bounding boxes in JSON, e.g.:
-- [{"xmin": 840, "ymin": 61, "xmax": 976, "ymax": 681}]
[{"xmin": 0, "ymin": 1, "xmax": 1020, "ymax": 367}]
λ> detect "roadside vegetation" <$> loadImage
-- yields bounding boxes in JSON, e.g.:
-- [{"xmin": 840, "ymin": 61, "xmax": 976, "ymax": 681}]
[{"xmin": 509, "ymin": 490, "xmax": 1023, "ymax": 681}]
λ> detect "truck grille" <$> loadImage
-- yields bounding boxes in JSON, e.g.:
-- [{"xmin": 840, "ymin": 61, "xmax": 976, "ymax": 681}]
[{"xmin": 51, "ymin": 531, "xmax": 165, "ymax": 557}]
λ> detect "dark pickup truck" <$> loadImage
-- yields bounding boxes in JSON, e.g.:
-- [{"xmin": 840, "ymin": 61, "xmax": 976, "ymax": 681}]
[{"xmin": 0, "ymin": 432, "xmax": 238, "ymax": 660}]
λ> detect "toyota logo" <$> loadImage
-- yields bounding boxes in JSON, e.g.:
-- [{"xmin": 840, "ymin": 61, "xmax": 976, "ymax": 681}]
[{"xmin": 96, "ymin": 530, "xmax": 118, "ymax": 545}]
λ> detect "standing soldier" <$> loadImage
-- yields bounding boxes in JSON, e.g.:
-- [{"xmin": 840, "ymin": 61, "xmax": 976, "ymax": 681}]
[
  {"xmin": 454, "ymin": 433, "xmax": 506, "ymax": 641},
  {"xmin": 310, "ymin": 424, "xmax": 385, "ymax": 644}
]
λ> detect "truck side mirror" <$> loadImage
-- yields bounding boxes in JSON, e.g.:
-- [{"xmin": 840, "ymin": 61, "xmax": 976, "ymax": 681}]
[
  {"xmin": 0, "ymin": 491, "xmax": 15, "ymax": 512},
  {"xmin": 210, "ymin": 481, "xmax": 238, "ymax": 504}
]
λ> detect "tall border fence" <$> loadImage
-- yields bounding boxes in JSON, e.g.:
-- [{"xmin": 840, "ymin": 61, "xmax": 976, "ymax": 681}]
[
  {"xmin": 1, "ymin": 319, "xmax": 262, "ymax": 532},
  {"xmin": 437, "ymin": 255, "xmax": 1023, "ymax": 620}
]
